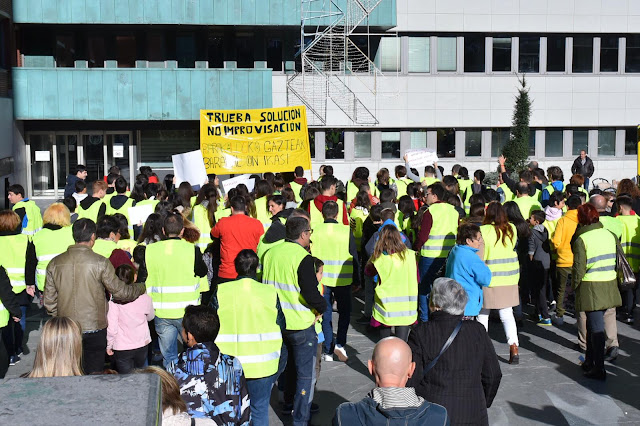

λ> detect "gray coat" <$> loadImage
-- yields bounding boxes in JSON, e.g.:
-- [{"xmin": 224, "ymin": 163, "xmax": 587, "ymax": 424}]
[{"xmin": 528, "ymin": 225, "xmax": 550, "ymax": 269}]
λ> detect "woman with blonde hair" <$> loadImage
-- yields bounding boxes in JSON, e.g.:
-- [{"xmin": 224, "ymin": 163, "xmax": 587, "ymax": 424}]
[
  {"xmin": 33, "ymin": 203, "xmax": 75, "ymax": 292},
  {"xmin": 27, "ymin": 317, "xmax": 83, "ymax": 377},
  {"xmin": 366, "ymin": 225, "xmax": 418, "ymax": 341}
]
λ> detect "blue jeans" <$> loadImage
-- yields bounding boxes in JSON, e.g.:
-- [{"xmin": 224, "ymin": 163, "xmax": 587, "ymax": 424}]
[
  {"xmin": 418, "ymin": 257, "xmax": 446, "ymax": 322},
  {"xmin": 154, "ymin": 317, "xmax": 183, "ymax": 368},
  {"xmin": 283, "ymin": 325, "xmax": 317, "ymax": 426},
  {"xmin": 246, "ymin": 344, "xmax": 288, "ymax": 426},
  {"xmin": 321, "ymin": 286, "xmax": 352, "ymax": 354},
  {"xmin": 584, "ymin": 178, "xmax": 590, "ymax": 191}
]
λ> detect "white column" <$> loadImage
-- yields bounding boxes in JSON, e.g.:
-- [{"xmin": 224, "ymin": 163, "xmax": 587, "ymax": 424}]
[
  {"xmin": 400, "ymin": 130, "xmax": 411, "ymax": 156},
  {"xmin": 593, "ymin": 37, "xmax": 601, "ymax": 74},
  {"xmin": 457, "ymin": 36, "xmax": 464, "ymax": 74},
  {"xmin": 566, "ymin": 37, "xmax": 573, "ymax": 74},
  {"xmin": 482, "ymin": 130, "xmax": 492, "ymax": 159},
  {"xmin": 315, "ymin": 131, "xmax": 326, "ymax": 161},
  {"xmin": 615, "ymin": 129, "xmax": 626, "ymax": 157},
  {"xmin": 563, "ymin": 129, "xmax": 573, "ymax": 158},
  {"xmin": 588, "ymin": 129, "xmax": 599, "ymax": 158},
  {"xmin": 344, "ymin": 131, "xmax": 355, "ymax": 161},
  {"xmin": 512, "ymin": 36, "xmax": 519, "ymax": 73},
  {"xmin": 536, "ymin": 130, "xmax": 545, "ymax": 158},
  {"xmin": 427, "ymin": 131, "xmax": 437, "ymax": 151},
  {"xmin": 371, "ymin": 131, "xmax": 382, "ymax": 161},
  {"xmin": 431, "ymin": 36, "xmax": 438, "ymax": 73},
  {"xmin": 486, "ymin": 37, "xmax": 493, "ymax": 73},
  {"xmin": 540, "ymin": 37, "xmax": 548, "ymax": 74},
  {"xmin": 455, "ymin": 130, "xmax": 465, "ymax": 160},
  {"xmin": 619, "ymin": 37, "xmax": 626, "ymax": 74}
]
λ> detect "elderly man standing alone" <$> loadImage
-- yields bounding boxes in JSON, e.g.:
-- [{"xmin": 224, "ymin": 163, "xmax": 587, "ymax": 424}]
[
  {"xmin": 571, "ymin": 149, "xmax": 594, "ymax": 190},
  {"xmin": 44, "ymin": 218, "xmax": 146, "ymax": 374}
]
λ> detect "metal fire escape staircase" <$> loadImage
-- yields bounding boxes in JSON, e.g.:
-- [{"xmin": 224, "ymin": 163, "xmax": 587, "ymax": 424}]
[{"xmin": 287, "ymin": 0, "xmax": 384, "ymax": 126}]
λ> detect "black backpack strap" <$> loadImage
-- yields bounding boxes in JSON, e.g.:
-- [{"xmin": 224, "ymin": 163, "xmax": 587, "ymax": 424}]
[{"xmin": 423, "ymin": 321, "xmax": 463, "ymax": 378}]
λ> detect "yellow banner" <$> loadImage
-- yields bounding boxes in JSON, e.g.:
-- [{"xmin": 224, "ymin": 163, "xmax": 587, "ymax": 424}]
[{"xmin": 200, "ymin": 106, "xmax": 311, "ymax": 175}]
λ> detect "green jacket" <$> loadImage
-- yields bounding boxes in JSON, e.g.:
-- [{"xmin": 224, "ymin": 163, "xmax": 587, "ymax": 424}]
[{"xmin": 571, "ymin": 222, "xmax": 622, "ymax": 312}]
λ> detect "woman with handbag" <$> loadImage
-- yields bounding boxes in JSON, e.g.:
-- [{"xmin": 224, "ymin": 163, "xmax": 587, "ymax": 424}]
[
  {"xmin": 571, "ymin": 203, "xmax": 622, "ymax": 380},
  {"xmin": 407, "ymin": 278, "xmax": 502, "ymax": 426}
]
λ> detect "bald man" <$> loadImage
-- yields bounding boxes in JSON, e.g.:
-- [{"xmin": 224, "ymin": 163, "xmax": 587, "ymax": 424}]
[
  {"xmin": 590, "ymin": 195, "xmax": 623, "ymax": 239},
  {"xmin": 332, "ymin": 337, "xmax": 449, "ymax": 425}
]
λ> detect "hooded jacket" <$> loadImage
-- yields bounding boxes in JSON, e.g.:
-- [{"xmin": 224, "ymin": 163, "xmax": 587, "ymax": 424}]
[
  {"xmin": 333, "ymin": 395, "xmax": 450, "ymax": 426},
  {"xmin": 551, "ymin": 209, "xmax": 579, "ymax": 268},
  {"xmin": 528, "ymin": 224, "xmax": 550, "ymax": 269}
]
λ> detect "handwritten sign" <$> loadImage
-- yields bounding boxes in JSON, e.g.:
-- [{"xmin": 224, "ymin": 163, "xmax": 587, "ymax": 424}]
[
  {"xmin": 221, "ymin": 174, "xmax": 256, "ymax": 195},
  {"xmin": 172, "ymin": 150, "xmax": 208, "ymax": 187},
  {"xmin": 200, "ymin": 106, "xmax": 312, "ymax": 175},
  {"xmin": 405, "ymin": 149, "xmax": 439, "ymax": 170}
]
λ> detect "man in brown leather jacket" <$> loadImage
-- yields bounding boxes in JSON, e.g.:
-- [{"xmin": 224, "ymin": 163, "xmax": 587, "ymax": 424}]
[{"xmin": 44, "ymin": 218, "xmax": 146, "ymax": 374}]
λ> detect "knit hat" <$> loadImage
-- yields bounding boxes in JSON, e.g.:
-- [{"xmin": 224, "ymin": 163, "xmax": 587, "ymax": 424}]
[{"xmin": 109, "ymin": 249, "xmax": 135, "ymax": 270}]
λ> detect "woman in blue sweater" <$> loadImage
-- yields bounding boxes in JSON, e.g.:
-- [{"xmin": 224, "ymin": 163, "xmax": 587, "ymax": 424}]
[{"xmin": 445, "ymin": 223, "xmax": 492, "ymax": 318}]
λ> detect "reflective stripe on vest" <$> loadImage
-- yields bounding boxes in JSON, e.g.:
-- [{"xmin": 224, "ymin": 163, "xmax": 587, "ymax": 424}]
[
  {"xmin": 420, "ymin": 203, "xmax": 458, "ymax": 258},
  {"xmin": 33, "ymin": 225, "xmax": 75, "ymax": 291},
  {"xmin": 0, "ymin": 234, "xmax": 29, "ymax": 294},
  {"xmin": 13, "ymin": 200, "xmax": 43, "ymax": 237},
  {"xmin": 481, "ymin": 223, "xmax": 520, "ymax": 287},
  {"xmin": 617, "ymin": 215, "xmax": 640, "ymax": 272},
  {"xmin": 311, "ymin": 222, "xmax": 354, "ymax": 287},
  {"xmin": 262, "ymin": 242, "xmax": 315, "ymax": 330},
  {"xmin": 579, "ymin": 228, "xmax": 617, "ymax": 281},
  {"xmin": 371, "ymin": 250, "xmax": 418, "ymax": 326}
]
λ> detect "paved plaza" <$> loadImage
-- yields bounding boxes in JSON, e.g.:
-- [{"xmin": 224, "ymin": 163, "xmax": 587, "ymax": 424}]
[{"xmin": 5, "ymin": 296, "xmax": 640, "ymax": 425}]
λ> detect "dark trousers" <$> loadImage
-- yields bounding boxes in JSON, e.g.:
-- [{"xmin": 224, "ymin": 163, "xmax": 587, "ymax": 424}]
[
  {"xmin": 585, "ymin": 310, "xmax": 606, "ymax": 371},
  {"xmin": 620, "ymin": 276, "xmax": 638, "ymax": 317},
  {"xmin": 1, "ymin": 315, "xmax": 24, "ymax": 358},
  {"xmin": 321, "ymin": 285, "xmax": 351, "ymax": 354},
  {"xmin": 113, "ymin": 345, "xmax": 149, "ymax": 374},
  {"xmin": 531, "ymin": 263, "xmax": 550, "ymax": 319},
  {"xmin": 282, "ymin": 325, "xmax": 318, "ymax": 426},
  {"xmin": 379, "ymin": 326, "xmax": 410, "ymax": 342},
  {"xmin": 553, "ymin": 267, "xmax": 572, "ymax": 317},
  {"xmin": 0, "ymin": 326, "xmax": 8, "ymax": 379},
  {"xmin": 418, "ymin": 257, "xmax": 446, "ymax": 322},
  {"xmin": 82, "ymin": 329, "xmax": 107, "ymax": 374}
]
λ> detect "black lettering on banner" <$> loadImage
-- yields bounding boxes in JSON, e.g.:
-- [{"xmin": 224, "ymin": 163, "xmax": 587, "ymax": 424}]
[
  {"xmin": 247, "ymin": 156, "xmax": 259, "ymax": 166},
  {"xmin": 206, "ymin": 112, "xmax": 213, "ymax": 122}
]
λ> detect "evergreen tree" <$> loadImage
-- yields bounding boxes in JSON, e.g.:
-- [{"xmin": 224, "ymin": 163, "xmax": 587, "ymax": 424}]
[{"xmin": 503, "ymin": 76, "xmax": 532, "ymax": 173}]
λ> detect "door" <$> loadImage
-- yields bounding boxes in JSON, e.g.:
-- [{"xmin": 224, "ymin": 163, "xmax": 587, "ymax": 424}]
[
  {"xmin": 81, "ymin": 133, "xmax": 105, "ymax": 187},
  {"xmin": 55, "ymin": 133, "xmax": 79, "ymax": 195},
  {"xmin": 28, "ymin": 133, "xmax": 55, "ymax": 196},
  {"xmin": 106, "ymin": 132, "xmax": 133, "ymax": 185}
]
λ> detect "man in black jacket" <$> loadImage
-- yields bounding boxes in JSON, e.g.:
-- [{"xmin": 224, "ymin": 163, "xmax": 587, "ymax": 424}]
[
  {"xmin": 0, "ymin": 267, "xmax": 22, "ymax": 378},
  {"xmin": 571, "ymin": 149, "xmax": 594, "ymax": 190}
]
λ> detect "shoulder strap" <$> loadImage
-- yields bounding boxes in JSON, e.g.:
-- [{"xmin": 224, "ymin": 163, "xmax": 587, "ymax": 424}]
[{"xmin": 423, "ymin": 321, "xmax": 463, "ymax": 378}]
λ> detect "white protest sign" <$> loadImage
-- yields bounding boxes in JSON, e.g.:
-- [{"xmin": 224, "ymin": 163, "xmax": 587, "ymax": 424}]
[
  {"xmin": 128, "ymin": 204, "xmax": 154, "ymax": 226},
  {"xmin": 221, "ymin": 174, "xmax": 256, "ymax": 195},
  {"xmin": 405, "ymin": 149, "xmax": 439, "ymax": 169},
  {"xmin": 172, "ymin": 150, "xmax": 208, "ymax": 187}
]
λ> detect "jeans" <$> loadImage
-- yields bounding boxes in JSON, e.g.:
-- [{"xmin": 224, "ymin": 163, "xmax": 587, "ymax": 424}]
[
  {"xmin": 478, "ymin": 307, "xmax": 519, "ymax": 346},
  {"xmin": 363, "ymin": 274, "xmax": 375, "ymax": 318},
  {"xmin": 154, "ymin": 317, "xmax": 183, "ymax": 368},
  {"xmin": 113, "ymin": 345, "xmax": 149, "ymax": 374},
  {"xmin": 418, "ymin": 257, "xmax": 446, "ymax": 322},
  {"xmin": 246, "ymin": 344, "xmax": 288, "ymax": 426},
  {"xmin": 585, "ymin": 310, "xmax": 606, "ymax": 371},
  {"xmin": 82, "ymin": 329, "xmax": 107, "ymax": 374},
  {"xmin": 1, "ymin": 306, "xmax": 26, "ymax": 358},
  {"xmin": 283, "ymin": 325, "xmax": 318, "ymax": 426},
  {"xmin": 322, "ymin": 286, "xmax": 351, "ymax": 354},
  {"xmin": 584, "ymin": 178, "xmax": 590, "ymax": 191}
]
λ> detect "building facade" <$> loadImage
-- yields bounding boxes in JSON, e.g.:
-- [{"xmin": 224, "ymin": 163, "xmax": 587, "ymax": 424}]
[{"xmin": 7, "ymin": 0, "xmax": 640, "ymax": 197}]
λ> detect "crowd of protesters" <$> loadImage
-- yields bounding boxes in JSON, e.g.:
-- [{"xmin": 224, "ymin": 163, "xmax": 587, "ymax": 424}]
[{"xmin": 0, "ymin": 148, "xmax": 636, "ymax": 425}]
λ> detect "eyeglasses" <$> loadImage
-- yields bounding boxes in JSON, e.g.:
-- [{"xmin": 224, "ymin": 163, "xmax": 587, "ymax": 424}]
[{"xmin": 304, "ymin": 229, "xmax": 314, "ymax": 235}]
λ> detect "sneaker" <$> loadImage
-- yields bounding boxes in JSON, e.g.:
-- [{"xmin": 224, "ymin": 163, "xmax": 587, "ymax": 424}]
[
  {"xmin": 537, "ymin": 318, "xmax": 552, "ymax": 326},
  {"xmin": 9, "ymin": 355, "xmax": 21, "ymax": 366},
  {"xmin": 16, "ymin": 347, "xmax": 23, "ymax": 356},
  {"xmin": 334, "ymin": 345, "xmax": 349, "ymax": 362},
  {"xmin": 625, "ymin": 315, "xmax": 634, "ymax": 325},
  {"xmin": 322, "ymin": 354, "xmax": 334, "ymax": 362},
  {"xmin": 549, "ymin": 300, "xmax": 557, "ymax": 310},
  {"xmin": 583, "ymin": 368, "xmax": 606, "ymax": 381},
  {"xmin": 355, "ymin": 315, "xmax": 371, "ymax": 325},
  {"xmin": 605, "ymin": 346, "xmax": 619, "ymax": 363},
  {"xmin": 551, "ymin": 315, "xmax": 564, "ymax": 326}
]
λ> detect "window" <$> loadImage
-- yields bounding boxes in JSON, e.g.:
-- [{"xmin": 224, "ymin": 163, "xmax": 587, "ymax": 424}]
[
  {"xmin": 208, "ymin": 35, "xmax": 224, "ymax": 68},
  {"xmin": 267, "ymin": 39, "xmax": 283, "ymax": 71},
  {"xmin": 325, "ymin": 129, "xmax": 344, "ymax": 160},
  {"xmin": 116, "ymin": 35, "xmax": 136, "ymax": 68},
  {"xmin": 465, "ymin": 130, "xmax": 482, "ymax": 156},
  {"xmin": 573, "ymin": 130, "xmax": 589, "ymax": 155},
  {"xmin": 408, "ymin": 37, "xmax": 430, "ymax": 73},
  {"xmin": 547, "ymin": 36, "xmax": 566, "ymax": 72},
  {"xmin": 140, "ymin": 130, "xmax": 199, "ymax": 163},
  {"xmin": 354, "ymin": 132, "xmax": 371, "ymax": 158},
  {"xmin": 572, "ymin": 36, "xmax": 593, "ymax": 73},
  {"xmin": 598, "ymin": 129, "xmax": 615, "ymax": 156},
  {"xmin": 600, "ymin": 36, "xmax": 619, "ymax": 72},
  {"xmin": 625, "ymin": 127, "xmax": 637, "ymax": 155},
  {"xmin": 55, "ymin": 35, "xmax": 75, "ymax": 67},
  {"xmin": 626, "ymin": 35, "xmax": 640, "ymax": 73},
  {"xmin": 491, "ymin": 128, "xmax": 510, "ymax": 157},
  {"xmin": 464, "ymin": 35, "xmax": 485, "ymax": 72},
  {"xmin": 493, "ymin": 37, "xmax": 511, "ymax": 72},
  {"xmin": 236, "ymin": 36, "xmax": 254, "ymax": 68},
  {"xmin": 382, "ymin": 132, "xmax": 401, "ymax": 159},
  {"xmin": 87, "ymin": 36, "xmax": 105, "ymax": 68},
  {"xmin": 545, "ymin": 130, "xmax": 563, "ymax": 157},
  {"xmin": 411, "ymin": 131, "xmax": 427, "ymax": 148},
  {"xmin": 519, "ymin": 36, "xmax": 540, "ymax": 73},
  {"xmin": 309, "ymin": 131, "xmax": 315, "ymax": 158},
  {"xmin": 177, "ymin": 34, "xmax": 196, "ymax": 68},
  {"xmin": 375, "ymin": 37, "xmax": 401, "ymax": 72},
  {"xmin": 437, "ymin": 129, "xmax": 455, "ymax": 158},
  {"xmin": 529, "ymin": 130, "xmax": 536, "ymax": 156},
  {"xmin": 437, "ymin": 37, "xmax": 457, "ymax": 72},
  {"xmin": 146, "ymin": 33, "xmax": 166, "ymax": 63}
]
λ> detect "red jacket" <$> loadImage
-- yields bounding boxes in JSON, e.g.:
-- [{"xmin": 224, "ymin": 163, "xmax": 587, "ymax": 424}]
[{"xmin": 311, "ymin": 195, "xmax": 349, "ymax": 225}]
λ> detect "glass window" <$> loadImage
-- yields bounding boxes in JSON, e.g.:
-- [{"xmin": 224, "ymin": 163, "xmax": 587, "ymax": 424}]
[
  {"xmin": 529, "ymin": 130, "xmax": 536, "ymax": 156},
  {"xmin": 491, "ymin": 128, "xmax": 510, "ymax": 157},
  {"xmin": 464, "ymin": 35, "xmax": 485, "ymax": 72},
  {"xmin": 547, "ymin": 36, "xmax": 566, "ymax": 72},
  {"xmin": 437, "ymin": 129, "xmax": 455, "ymax": 158},
  {"xmin": 437, "ymin": 37, "xmax": 457, "ymax": 72},
  {"xmin": 55, "ymin": 35, "xmax": 75, "ymax": 67},
  {"xmin": 29, "ymin": 133, "xmax": 54, "ymax": 195},
  {"xmin": 519, "ymin": 36, "xmax": 540, "ymax": 73},
  {"xmin": 208, "ymin": 35, "xmax": 225, "ymax": 68},
  {"xmin": 625, "ymin": 127, "xmax": 637, "ymax": 155},
  {"xmin": 493, "ymin": 37, "xmax": 511, "ymax": 72},
  {"xmin": 411, "ymin": 131, "xmax": 427, "ymax": 148},
  {"xmin": 116, "ymin": 35, "xmax": 136, "ymax": 68},
  {"xmin": 382, "ymin": 132, "xmax": 401, "ymax": 159},
  {"xmin": 598, "ymin": 129, "xmax": 616, "ymax": 156},
  {"xmin": 626, "ymin": 35, "xmax": 640, "ymax": 73},
  {"xmin": 87, "ymin": 36, "xmax": 106, "ymax": 68},
  {"xmin": 325, "ymin": 129, "xmax": 344, "ymax": 160},
  {"xmin": 408, "ymin": 37, "xmax": 430, "ymax": 73},
  {"xmin": 573, "ymin": 130, "xmax": 589, "ymax": 155},
  {"xmin": 309, "ymin": 131, "xmax": 315, "ymax": 158},
  {"xmin": 465, "ymin": 130, "xmax": 481, "ymax": 156},
  {"xmin": 375, "ymin": 37, "xmax": 401, "ymax": 72},
  {"xmin": 545, "ymin": 130, "xmax": 563, "ymax": 157},
  {"xmin": 572, "ymin": 36, "xmax": 593, "ymax": 73},
  {"xmin": 600, "ymin": 36, "xmax": 619, "ymax": 72},
  {"xmin": 267, "ymin": 39, "xmax": 283, "ymax": 71},
  {"xmin": 140, "ymin": 130, "xmax": 199, "ymax": 163},
  {"xmin": 146, "ymin": 33, "xmax": 166, "ymax": 63},
  {"xmin": 177, "ymin": 34, "xmax": 196, "ymax": 68},
  {"xmin": 354, "ymin": 132, "xmax": 371, "ymax": 158},
  {"xmin": 236, "ymin": 36, "xmax": 254, "ymax": 68}
]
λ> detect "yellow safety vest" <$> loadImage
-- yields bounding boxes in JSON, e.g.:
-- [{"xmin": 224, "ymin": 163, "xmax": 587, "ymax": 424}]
[
  {"xmin": 263, "ymin": 242, "xmax": 316, "ymax": 331},
  {"xmin": 214, "ymin": 207, "xmax": 231, "ymax": 222},
  {"xmin": 498, "ymin": 184, "xmax": 514, "ymax": 203},
  {"xmin": 32, "ymin": 227, "xmax": 74, "ymax": 291},
  {"xmin": 599, "ymin": 216, "xmax": 623, "ymax": 241},
  {"xmin": 13, "ymin": 200, "xmax": 43, "ymax": 236},
  {"xmin": 346, "ymin": 181, "xmax": 359, "ymax": 204},
  {"xmin": 542, "ymin": 218, "xmax": 560, "ymax": 261},
  {"xmin": 136, "ymin": 199, "xmax": 160, "ymax": 211},
  {"xmin": 192, "ymin": 204, "xmax": 213, "ymax": 252},
  {"xmin": 146, "ymin": 239, "xmax": 200, "ymax": 319},
  {"xmin": 311, "ymin": 222, "xmax": 353, "ymax": 287},
  {"xmin": 395, "ymin": 178, "xmax": 412, "ymax": 199},
  {"xmin": 93, "ymin": 239, "xmax": 118, "ymax": 259},
  {"xmin": 105, "ymin": 197, "xmax": 135, "ymax": 236},
  {"xmin": 372, "ymin": 250, "xmax": 418, "ymax": 326},
  {"xmin": 309, "ymin": 199, "xmax": 346, "ymax": 227},
  {"xmin": 579, "ymin": 228, "xmax": 617, "ymax": 281},
  {"xmin": 215, "ymin": 278, "xmax": 282, "ymax": 379},
  {"xmin": 421, "ymin": 177, "xmax": 439, "ymax": 186},
  {"xmin": 76, "ymin": 199, "xmax": 105, "ymax": 223},
  {"xmin": 420, "ymin": 203, "xmax": 458, "ymax": 258},
  {"xmin": 349, "ymin": 208, "xmax": 367, "ymax": 249},
  {"xmin": 0, "ymin": 234, "xmax": 28, "ymax": 294},
  {"xmin": 617, "ymin": 215, "xmax": 640, "ymax": 272},
  {"xmin": 513, "ymin": 196, "xmax": 542, "ymax": 220},
  {"xmin": 116, "ymin": 239, "xmax": 137, "ymax": 254},
  {"xmin": 480, "ymin": 223, "xmax": 519, "ymax": 287},
  {"xmin": 255, "ymin": 196, "xmax": 272, "ymax": 230},
  {"xmin": 289, "ymin": 181, "xmax": 303, "ymax": 203}
]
